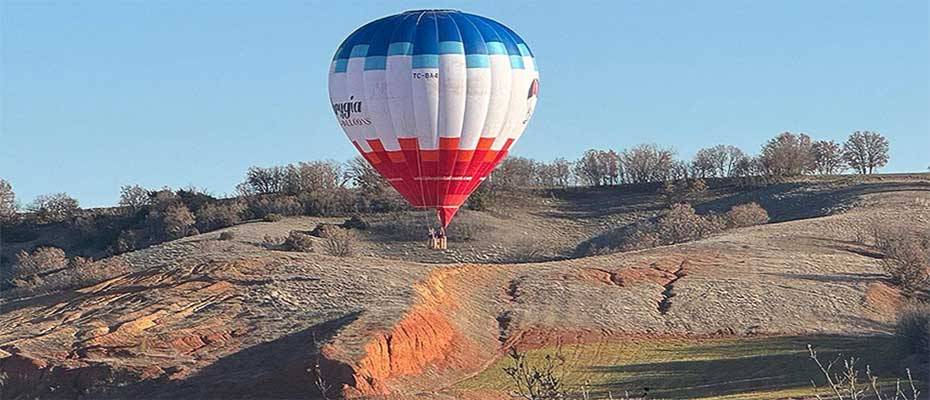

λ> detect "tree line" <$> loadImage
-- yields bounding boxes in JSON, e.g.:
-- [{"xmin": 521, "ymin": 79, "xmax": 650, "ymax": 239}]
[{"xmin": 491, "ymin": 130, "xmax": 891, "ymax": 189}]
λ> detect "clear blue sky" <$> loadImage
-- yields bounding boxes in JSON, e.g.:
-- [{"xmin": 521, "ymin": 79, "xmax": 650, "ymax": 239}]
[{"xmin": 2, "ymin": 1, "xmax": 928, "ymax": 207}]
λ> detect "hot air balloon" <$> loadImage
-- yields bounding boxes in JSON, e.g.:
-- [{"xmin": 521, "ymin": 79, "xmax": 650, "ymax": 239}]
[{"xmin": 328, "ymin": 9, "xmax": 539, "ymax": 231}]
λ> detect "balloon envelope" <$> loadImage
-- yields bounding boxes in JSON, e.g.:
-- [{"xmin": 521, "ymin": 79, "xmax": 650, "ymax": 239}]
[{"xmin": 328, "ymin": 9, "xmax": 539, "ymax": 227}]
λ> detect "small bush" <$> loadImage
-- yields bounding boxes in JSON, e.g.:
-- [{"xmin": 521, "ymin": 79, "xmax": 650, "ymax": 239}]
[
  {"xmin": 621, "ymin": 204, "xmax": 724, "ymax": 251},
  {"xmin": 342, "ymin": 215, "xmax": 369, "ymax": 230},
  {"xmin": 219, "ymin": 231, "xmax": 236, "ymax": 240},
  {"xmin": 284, "ymin": 230, "xmax": 314, "ymax": 252},
  {"xmin": 195, "ymin": 201, "xmax": 245, "ymax": 232},
  {"xmin": 726, "ymin": 202, "xmax": 769, "ymax": 228},
  {"xmin": 310, "ymin": 223, "xmax": 341, "ymax": 238},
  {"xmin": 154, "ymin": 204, "xmax": 196, "ymax": 240},
  {"xmin": 896, "ymin": 303, "xmax": 930, "ymax": 357},
  {"xmin": 262, "ymin": 234, "xmax": 283, "ymax": 249},
  {"xmin": 114, "ymin": 230, "xmax": 138, "ymax": 254},
  {"xmin": 875, "ymin": 229, "xmax": 930, "ymax": 294},
  {"xmin": 28, "ymin": 193, "xmax": 80, "ymax": 224},
  {"xmin": 247, "ymin": 195, "xmax": 302, "ymax": 219},
  {"xmin": 6, "ymin": 257, "xmax": 132, "ymax": 299},
  {"xmin": 263, "ymin": 213, "xmax": 284, "ymax": 222},
  {"xmin": 323, "ymin": 227, "xmax": 355, "ymax": 257},
  {"xmin": 14, "ymin": 247, "xmax": 67, "ymax": 276}
]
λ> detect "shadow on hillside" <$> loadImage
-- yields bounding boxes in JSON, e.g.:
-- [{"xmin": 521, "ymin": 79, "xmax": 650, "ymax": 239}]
[
  {"xmin": 582, "ymin": 334, "xmax": 922, "ymax": 399},
  {"xmin": 114, "ymin": 311, "xmax": 361, "ymax": 399},
  {"xmin": 567, "ymin": 180, "xmax": 930, "ymax": 258},
  {"xmin": 696, "ymin": 181, "xmax": 930, "ymax": 223}
]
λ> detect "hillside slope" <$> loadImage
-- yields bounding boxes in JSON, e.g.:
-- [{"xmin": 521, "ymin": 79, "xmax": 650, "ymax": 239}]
[{"xmin": 1, "ymin": 175, "xmax": 928, "ymax": 399}]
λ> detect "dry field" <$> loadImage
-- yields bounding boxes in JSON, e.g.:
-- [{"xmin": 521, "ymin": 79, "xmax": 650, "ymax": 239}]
[{"xmin": 1, "ymin": 174, "xmax": 929, "ymax": 399}]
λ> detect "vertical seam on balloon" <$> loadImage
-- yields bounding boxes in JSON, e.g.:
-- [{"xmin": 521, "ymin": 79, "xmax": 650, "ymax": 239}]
[
  {"xmin": 448, "ymin": 13, "xmax": 484, "ymax": 202},
  {"xmin": 461, "ymin": 15, "xmax": 500, "ymax": 193},
  {"xmin": 411, "ymin": 10, "xmax": 428, "ymax": 209},
  {"xmin": 441, "ymin": 13, "xmax": 464, "ymax": 208}
]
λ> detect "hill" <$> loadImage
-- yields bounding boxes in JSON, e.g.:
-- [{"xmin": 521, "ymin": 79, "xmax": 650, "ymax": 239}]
[{"xmin": 1, "ymin": 174, "xmax": 929, "ymax": 399}]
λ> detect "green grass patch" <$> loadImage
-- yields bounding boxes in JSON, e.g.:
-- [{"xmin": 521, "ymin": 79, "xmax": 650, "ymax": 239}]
[{"xmin": 456, "ymin": 335, "xmax": 926, "ymax": 399}]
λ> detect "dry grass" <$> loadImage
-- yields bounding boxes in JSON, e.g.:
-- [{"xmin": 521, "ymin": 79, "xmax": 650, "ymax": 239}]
[{"xmin": 726, "ymin": 202, "xmax": 770, "ymax": 228}]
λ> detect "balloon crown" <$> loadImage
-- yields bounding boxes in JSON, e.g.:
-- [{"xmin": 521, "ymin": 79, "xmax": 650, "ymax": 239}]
[{"xmin": 403, "ymin": 9, "xmax": 459, "ymax": 13}]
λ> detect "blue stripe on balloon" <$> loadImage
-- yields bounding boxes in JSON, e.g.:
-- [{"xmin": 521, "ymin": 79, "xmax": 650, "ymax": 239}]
[
  {"xmin": 412, "ymin": 54, "xmax": 439, "ymax": 68},
  {"xmin": 334, "ymin": 59, "xmax": 348, "ymax": 73},
  {"xmin": 412, "ymin": 13, "xmax": 439, "ymax": 55},
  {"xmin": 387, "ymin": 42, "xmax": 413, "ymax": 56},
  {"xmin": 450, "ymin": 13, "xmax": 487, "ymax": 55},
  {"xmin": 509, "ymin": 55, "xmax": 524, "ymax": 69},
  {"xmin": 485, "ymin": 42, "xmax": 507, "ymax": 55},
  {"xmin": 364, "ymin": 56, "xmax": 386, "ymax": 70},
  {"xmin": 438, "ymin": 41, "xmax": 465, "ymax": 54},
  {"xmin": 516, "ymin": 44, "xmax": 531, "ymax": 57},
  {"xmin": 465, "ymin": 54, "xmax": 490, "ymax": 68},
  {"xmin": 349, "ymin": 44, "xmax": 369, "ymax": 58}
]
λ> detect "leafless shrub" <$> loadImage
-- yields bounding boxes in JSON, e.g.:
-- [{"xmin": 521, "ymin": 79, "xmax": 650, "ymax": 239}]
[
  {"xmin": 808, "ymin": 344, "xmax": 920, "ymax": 400},
  {"xmin": 28, "ymin": 193, "xmax": 80, "ymax": 223},
  {"xmin": 114, "ymin": 230, "xmax": 138, "ymax": 254},
  {"xmin": 263, "ymin": 213, "xmax": 284, "ymax": 222},
  {"xmin": 262, "ymin": 234, "xmax": 283, "ymax": 249},
  {"xmin": 284, "ymin": 230, "xmax": 314, "ymax": 252},
  {"xmin": 152, "ymin": 203, "xmax": 196, "ymax": 240},
  {"xmin": 341, "ymin": 215, "xmax": 369, "ymax": 230},
  {"xmin": 622, "ymin": 204, "xmax": 724, "ymax": 251},
  {"xmin": 14, "ymin": 247, "xmax": 67, "ymax": 276},
  {"xmin": 875, "ymin": 231, "xmax": 930, "ymax": 294},
  {"xmin": 503, "ymin": 345, "xmax": 567, "ymax": 400},
  {"xmin": 195, "ymin": 201, "xmax": 245, "ymax": 232},
  {"xmin": 660, "ymin": 179, "xmax": 707, "ymax": 206},
  {"xmin": 118, "ymin": 185, "xmax": 151, "ymax": 213},
  {"xmin": 7, "ymin": 257, "xmax": 131, "ymax": 299},
  {"xmin": 323, "ymin": 226, "xmax": 355, "ymax": 257},
  {"xmin": 247, "ymin": 195, "xmax": 302, "ymax": 218},
  {"xmin": 895, "ymin": 303, "xmax": 930, "ymax": 357},
  {"xmin": 218, "ymin": 231, "xmax": 236, "ymax": 240},
  {"xmin": 0, "ymin": 178, "xmax": 18, "ymax": 225},
  {"xmin": 726, "ymin": 202, "xmax": 770, "ymax": 228}
]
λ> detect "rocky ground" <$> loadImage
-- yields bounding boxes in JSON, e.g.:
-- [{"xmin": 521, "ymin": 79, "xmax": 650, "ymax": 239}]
[{"xmin": 1, "ymin": 174, "xmax": 928, "ymax": 399}]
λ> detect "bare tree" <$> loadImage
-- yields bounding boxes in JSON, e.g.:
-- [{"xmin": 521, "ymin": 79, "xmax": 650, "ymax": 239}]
[
  {"xmin": 620, "ymin": 144, "xmax": 676, "ymax": 183},
  {"xmin": 237, "ymin": 166, "xmax": 288, "ymax": 195},
  {"xmin": 691, "ymin": 145, "xmax": 746, "ymax": 178},
  {"xmin": 0, "ymin": 178, "xmax": 17, "ymax": 224},
  {"xmin": 574, "ymin": 149, "xmax": 608, "ymax": 186},
  {"xmin": 812, "ymin": 140, "xmax": 845, "ymax": 175},
  {"xmin": 548, "ymin": 158, "xmax": 574, "ymax": 187},
  {"xmin": 758, "ymin": 132, "xmax": 815, "ymax": 177},
  {"xmin": 843, "ymin": 131, "xmax": 889, "ymax": 174},
  {"xmin": 28, "ymin": 193, "xmax": 80, "ymax": 223},
  {"xmin": 493, "ymin": 157, "xmax": 539, "ymax": 189},
  {"xmin": 283, "ymin": 161, "xmax": 345, "ymax": 195},
  {"xmin": 690, "ymin": 149, "xmax": 716, "ymax": 179},
  {"xmin": 118, "ymin": 185, "xmax": 151, "ymax": 213}
]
